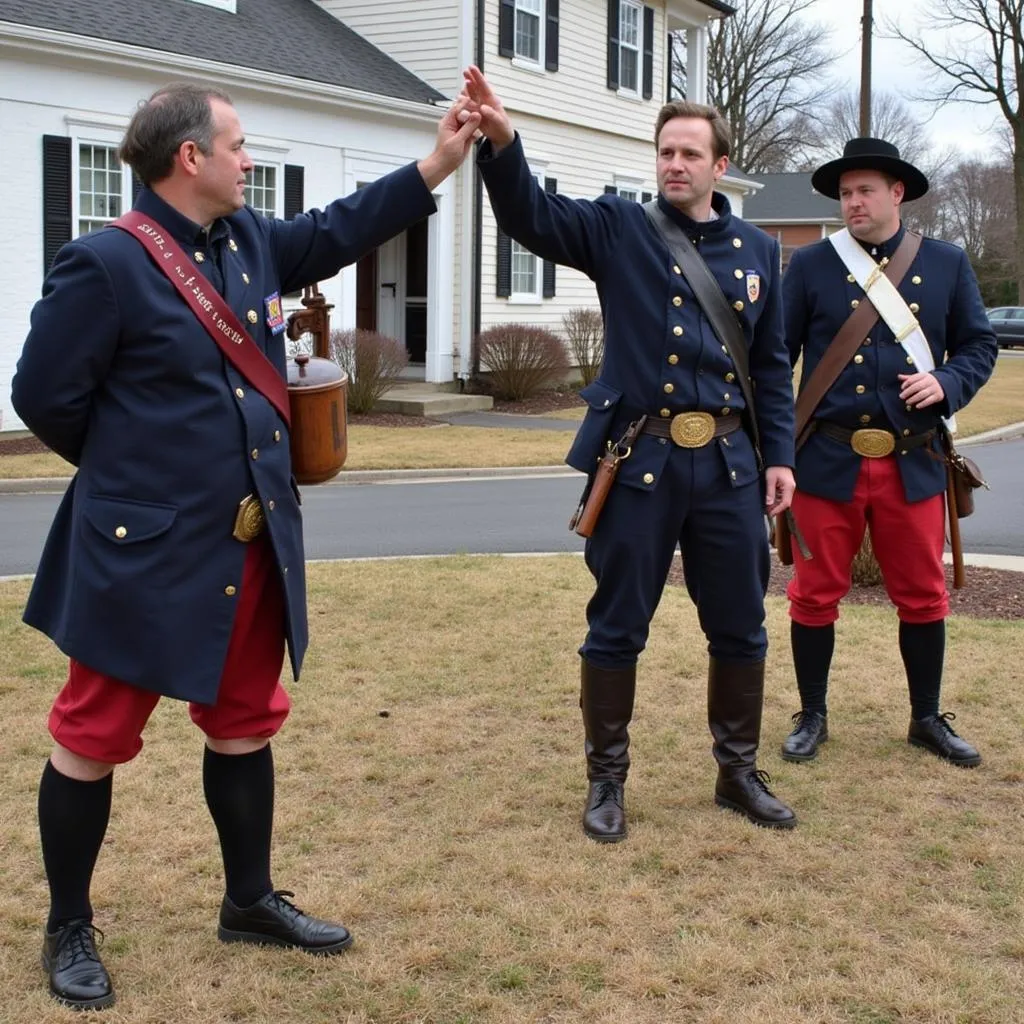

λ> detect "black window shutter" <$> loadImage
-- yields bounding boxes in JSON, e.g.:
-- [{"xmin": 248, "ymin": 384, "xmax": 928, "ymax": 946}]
[
  {"xmin": 542, "ymin": 177, "xmax": 557, "ymax": 298},
  {"xmin": 642, "ymin": 6, "xmax": 654, "ymax": 100},
  {"xmin": 42, "ymin": 135, "xmax": 72, "ymax": 273},
  {"xmin": 607, "ymin": 0, "xmax": 620, "ymax": 90},
  {"xmin": 545, "ymin": 0, "xmax": 559, "ymax": 71},
  {"xmin": 284, "ymin": 164, "xmax": 304, "ymax": 220},
  {"xmin": 604, "ymin": 184, "xmax": 618, "ymax": 195},
  {"xmin": 641, "ymin": 191, "xmax": 652, "ymax": 204},
  {"xmin": 131, "ymin": 172, "xmax": 143, "ymax": 204},
  {"xmin": 499, "ymin": 0, "xmax": 515, "ymax": 57},
  {"xmin": 496, "ymin": 228, "xmax": 512, "ymax": 297}
]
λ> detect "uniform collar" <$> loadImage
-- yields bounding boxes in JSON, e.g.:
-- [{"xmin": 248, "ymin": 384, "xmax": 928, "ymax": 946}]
[
  {"xmin": 133, "ymin": 187, "xmax": 231, "ymax": 248},
  {"xmin": 855, "ymin": 222, "xmax": 905, "ymax": 261},
  {"xmin": 657, "ymin": 191, "xmax": 733, "ymax": 238}
]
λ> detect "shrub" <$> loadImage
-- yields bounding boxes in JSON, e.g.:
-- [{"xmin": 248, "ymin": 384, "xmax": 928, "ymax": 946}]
[
  {"xmin": 851, "ymin": 532, "xmax": 884, "ymax": 588},
  {"xmin": 562, "ymin": 307, "xmax": 605, "ymax": 386},
  {"xmin": 329, "ymin": 329, "xmax": 408, "ymax": 414},
  {"xmin": 476, "ymin": 323, "xmax": 570, "ymax": 401}
]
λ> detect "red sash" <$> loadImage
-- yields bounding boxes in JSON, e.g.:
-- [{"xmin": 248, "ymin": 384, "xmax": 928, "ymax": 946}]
[{"xmin": 112, "ymin": 211, "xmax": 291, "ymax": 427}]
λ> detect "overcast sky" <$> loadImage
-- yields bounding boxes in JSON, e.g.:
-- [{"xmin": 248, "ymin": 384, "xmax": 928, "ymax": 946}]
[{"xmin": 807, "ymin": 0, "xmax": 1003, "ymax": 157}]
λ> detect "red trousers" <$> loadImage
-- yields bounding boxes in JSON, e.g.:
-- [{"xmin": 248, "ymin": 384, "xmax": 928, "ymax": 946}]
[
  {"xmin": 787, "ymin": 455, "xmax": 948, "ymax": 627},
  {"xmin": 48, "ymin": 535, "xmax": 291, "ymax": 764}
]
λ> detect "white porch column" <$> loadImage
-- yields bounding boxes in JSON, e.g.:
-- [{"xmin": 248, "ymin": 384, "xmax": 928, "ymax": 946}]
[
  {"xmin": 686, "ymin": 26, "xmax": 708, "ymax": 104},
  {"xmin": 425, "ymin": 193, "xmax": 455, "ymax": 382}
]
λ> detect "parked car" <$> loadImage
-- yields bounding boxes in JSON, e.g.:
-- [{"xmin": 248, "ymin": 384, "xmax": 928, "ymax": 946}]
[{"xmin": 986, "ymin": 306, "xmax": 1024, "ymax": 348}]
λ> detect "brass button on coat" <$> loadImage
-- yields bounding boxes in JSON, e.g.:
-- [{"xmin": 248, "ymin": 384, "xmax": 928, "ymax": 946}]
[
  {"xmin": 643, "ymin": 473, "xmax": 654, "ymax": 484},
  {"xmin": 251, "ymin": 448, "xmax": 259, "ymax": 460},
  {"xmin": 673, "ymin": 325, "xmax": 683, "ymax": 336},
  {"xmin": 242, "ymin": 272, "xmax": 250, "ymax": 284},
  {"xmin": 663, "ymin": 383, "xmax": 675, "ymax": 394},
  {"xmin": 855, "ymin": 385, "xmax": 866, "ymax": 394},
  {"xmin": 847, "ymin": 273, "xmax": 856, "ymax": 283},
  {"xmin": 907, "ymin": 355, "xmax": 915, "ymax": 364},
  {"xmin": 734, "ymin": 269, "xmax": 743, "ymax": 279},
  {"xmin": 854, "ymin": 355, "xmax": 864, "ymax": 364},
  {"xmin": 235, "ymin": 388, "xmax": 245, "ymax": 399},
  {"xmin": 273, "ymin": 430, "xmax": 281, "ymax": 442},
  {"xmin": 667, "ymin": 354, "xmax": 679, "ymax": 365},
  {"xmin": 721, "ymin": 406, "xmax": 730, "ymax": 416},
  {"xmin": 723, "ymin": 393, "xmax": 731, "ymax": 401},
  {"xmin": 247, "ymin": 310, "xmax": 259, "ymax": 324},
  {"xmin": 268, "ymin": 499, "xmax": 276, "ymax": 510},
  {"xmin": 725, "ymin": 372, "xmax": 735, "ymax": 382},
  {"xmin": 660, "ymin": 408, "xmax": 671, "ymax": 417},
  {"xmin": 851, "ymin": 299, "xmax": 860, "ymax": 309},
  {"xmin": 733, "ymin": 300, "xmax": 744, "ymax": 311},
  {"xmin": 909, "ymin": 302, "xmax": 920, "ymax": 313},
  {"xmin": 228, "ymin": 239, "xmax": 238, "ymax": 252},
  {"xmin": 673, "ymin": 264, "xmax": 682, "ymax": 275},
  {"xmin": 672, "ymin": 296, "xmax": 682, "ymax": 307},
  {"xmin": 859, "ymin": 414, "xmax": 871, "ymax": 424},
  {"xmin": 912, "ymin": 275, "xmax": 922, "ymax": 285},
  {"xmin": 194, "ymin": 252, "xmax": 205, "ymax": 262},
  {"xmin": 732, "ymin": 238, "xmax": 742, "ymax": 248},
  {"xmin": 114, "ymin": 526, "xmax": 127, "ymax": 539},
  {"xmin": 224, "ymin": 585, "xmax": 237, "ymax": 597},
  {"xmin": 903, "ymin": 428, "xmax": 912, "ymax": 437}
]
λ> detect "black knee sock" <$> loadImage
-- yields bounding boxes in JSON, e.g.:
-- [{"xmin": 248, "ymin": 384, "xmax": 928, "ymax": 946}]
[
  {"xmin": 203, "ymin": 745, "xmax": 274, "ymax": 908},
  {"xmin": 791, "ymin": 622, "xmax": 834, "ymax": 715},
  {"xmin": 38, "ymin": 761, "xmax": 113, "ymax": 932},
  {"xmin": 900, "ymin": 620, "xmax": 945, "ymax": 720}
]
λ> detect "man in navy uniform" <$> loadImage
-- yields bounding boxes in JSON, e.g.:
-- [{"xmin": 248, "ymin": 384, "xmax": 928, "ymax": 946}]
[
  {"xmin": 461, "ymin": 67, "xmax": 797, "ymax": 842},
  {"xmin": 13, "ymin": 82, "xmax": 480, "ymax": 1010},
  {"xmin": 779, "ymin": 139, "xmax": 997, "ymax": 768}
]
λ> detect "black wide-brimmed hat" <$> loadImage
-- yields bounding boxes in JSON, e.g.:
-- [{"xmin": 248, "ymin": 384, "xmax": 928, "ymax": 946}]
[{"xmin": 811, "ymin": 137, "xmax": 929, "ymax": 202}]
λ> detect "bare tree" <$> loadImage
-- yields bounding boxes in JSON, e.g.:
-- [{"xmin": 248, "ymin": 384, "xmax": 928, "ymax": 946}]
[
  {"xmin": 885, "ymin": 0, "xmax": 1023, "ymax": 301},
  {"xmin": 800, "ymin": 89, "xmax": 932, "ymax": 168},
  {"xmin": 670, "ymin": 0, "xmax": 839, "ymax": 173}
]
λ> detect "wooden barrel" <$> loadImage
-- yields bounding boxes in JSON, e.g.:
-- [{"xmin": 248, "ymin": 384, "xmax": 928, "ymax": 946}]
[{"xmin": 287, "ymin": 352, "xmax": 348, "ymax": 485}]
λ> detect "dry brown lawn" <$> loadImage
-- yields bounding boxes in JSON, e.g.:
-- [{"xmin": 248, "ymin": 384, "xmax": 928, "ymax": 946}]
[{"xmin": 2, "ymin": 557, "xmax": 1022, "ymax": 1023}]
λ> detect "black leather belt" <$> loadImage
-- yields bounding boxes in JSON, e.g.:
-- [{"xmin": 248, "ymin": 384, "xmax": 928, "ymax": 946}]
[
  {"xmin": 817, "ymin": 421, "xmax": 935, "ymax": 458},
  {"xmin": 642, "ymin": 411, "xmax": 742, "ymax": 448}
]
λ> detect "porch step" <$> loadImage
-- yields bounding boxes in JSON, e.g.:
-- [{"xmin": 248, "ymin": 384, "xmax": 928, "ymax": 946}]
[{"xmin": 374, "ymin": 386, "xmax": 494, "ymax": 417}]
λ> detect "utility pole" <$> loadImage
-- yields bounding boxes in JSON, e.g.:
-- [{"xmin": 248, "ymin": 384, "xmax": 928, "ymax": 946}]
[{"xmin": 860, "ymin": 0, "xmax": 873, "ymax": 135}]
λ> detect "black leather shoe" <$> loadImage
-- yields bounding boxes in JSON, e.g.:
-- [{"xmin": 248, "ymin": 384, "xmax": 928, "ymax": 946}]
[
  {"xmin": 41, "ymin": 918, "xmax": 115, "ymax": 1010},
  {"xmin": 218, "ymin": 890, "xmax": 353, "ymax": 955},
  {"xmin": 908, "ymin": 713, "xmax": 982, "ymax": 767},
  {"xmin": 583, "ymin": 780, "xmax": 626, "ymax": 843},
  {"xmin": 780, "ymin": 710, "xmax": 828, "ymax": 762},
  {"xmin": 715, "ymin": 769, "xmax": 797, "ymax": 829}
]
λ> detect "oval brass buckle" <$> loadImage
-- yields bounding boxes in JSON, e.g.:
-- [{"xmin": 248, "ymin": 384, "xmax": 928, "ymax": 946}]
[
  {"xmin": 850, "ymin": 428, "xmax": 895, "ymax": 458},
  {"xmin": 670, "ymin": 411, "xmax": 716, "ymax": 448},
  {"xmin": 232, "ymin": 493, "xmax": 266, "ymax": 542}
]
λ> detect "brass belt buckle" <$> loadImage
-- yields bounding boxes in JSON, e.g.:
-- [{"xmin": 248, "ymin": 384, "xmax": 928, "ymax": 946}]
[
  {"xmin": 232, "ymin": 493, "xmax": 265, "ymax": 542},
  {"xmin": 850, "ymin": 428, "xmax": 895, "ymax": 458},
  {"xmin": 670, "ymin": 411, "xmax": 716, "ymax": 448}
]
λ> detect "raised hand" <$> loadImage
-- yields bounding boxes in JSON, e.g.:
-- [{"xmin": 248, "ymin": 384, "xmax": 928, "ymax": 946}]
[
  {"xmin": 417, "ymin": 95, "xmax": 482, "ymax": 190},
  {"xmin": 461, "ymin": 65, "xmax": 515, "ymax": 150}
]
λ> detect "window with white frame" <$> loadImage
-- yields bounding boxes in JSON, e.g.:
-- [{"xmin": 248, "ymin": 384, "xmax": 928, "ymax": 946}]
[
  {"xmin": 619, "ymin": 0, "xmax": 641, "ymax": 94},
  {"xmin": 77, "ymin": 144, "xmax": 125, "ymax": 236},
  {"xmin": 514, "ymin": 0, "xmax": 544, "ymax": 64},
  {"xmin": 245, "ymin": 164, "xmax": 278, "ymax": 217},
  {"xmin": 509, "ymin": 166, "xmax": 545, "ymax": 301}
]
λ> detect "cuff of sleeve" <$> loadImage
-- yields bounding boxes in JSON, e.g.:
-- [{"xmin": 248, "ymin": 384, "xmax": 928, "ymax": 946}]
[{"xmin": 477, "ymin": 132, "xmax": 522, "ymax": 166}]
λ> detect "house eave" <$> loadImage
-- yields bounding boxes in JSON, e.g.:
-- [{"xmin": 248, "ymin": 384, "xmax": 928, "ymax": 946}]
[{"xmin": 0, "ymin": 20, "xmax": 444, "ymax": 126}]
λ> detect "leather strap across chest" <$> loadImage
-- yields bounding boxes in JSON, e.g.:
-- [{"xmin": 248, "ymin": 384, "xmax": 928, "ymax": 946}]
[{"xmin": 112, "ymin": 211, "xmax": 291, "ymax": 427}]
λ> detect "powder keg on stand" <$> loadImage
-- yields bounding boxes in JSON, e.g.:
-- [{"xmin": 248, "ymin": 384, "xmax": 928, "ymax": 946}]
[{"xmin": 285, "ymin": 284, "xmax": 348, "ymax": 485}]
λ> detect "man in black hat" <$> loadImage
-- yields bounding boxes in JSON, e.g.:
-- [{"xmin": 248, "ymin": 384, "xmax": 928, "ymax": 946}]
[{"xmin": 778, "ymin": 138, "xmax": 997, "ymax": 768}]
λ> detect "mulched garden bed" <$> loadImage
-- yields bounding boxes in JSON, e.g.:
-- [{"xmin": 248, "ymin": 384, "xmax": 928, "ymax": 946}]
[{"xmin": 668, "ymin": 558, "xmax": 1023, "ymax": 620}]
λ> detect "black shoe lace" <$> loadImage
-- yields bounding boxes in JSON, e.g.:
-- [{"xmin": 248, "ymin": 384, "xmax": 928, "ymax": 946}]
[
  {"xmin": 592, "ymin": 780, "xmax": 623, "ymax": 808},
  {"xmin": 54, "ymin": 920, "xmax": 104, "ymax": 966},
  {"xmin": 749, "ymin": 769, "xmax": 776, "ymax": 795},
  {"xmin": 267, "ymin": 890, "xmax": 305, "ymax": 921},
  {"xmin": 790, "ymin": 710, "xmax": 822, "ymax": 735},
  {"xmin": 935, "ymin": 711, "xmax": 961, "ymax": 736}
]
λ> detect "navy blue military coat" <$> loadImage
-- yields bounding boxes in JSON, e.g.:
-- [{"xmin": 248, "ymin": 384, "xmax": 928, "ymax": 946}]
[
  {"xmin": 478, "ymin": 135, "xmax": 794, "ymax": 491},
  {"xmin": 13, "ymin": 165, "xmax": 435, "ymax": 703},
  {"xmin": 785, "ymin": 225, "xmax": 998, "ymax": 503}
]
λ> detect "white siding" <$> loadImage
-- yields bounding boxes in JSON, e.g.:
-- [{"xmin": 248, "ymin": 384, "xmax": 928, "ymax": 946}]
[
  {"xmin": 485, "ymin": 0, "xmax": 668, "ymax": 145},
  {"xmin": 0, "ymin": 47, "xmax": 448, "ymax": 431},
  {"xmin": 479, "ymin": 113, "xmax": 657, "ymax": 338},
  {"xmin": 316, "ymin": 1, "xmax": 463, "ymax": 95}
]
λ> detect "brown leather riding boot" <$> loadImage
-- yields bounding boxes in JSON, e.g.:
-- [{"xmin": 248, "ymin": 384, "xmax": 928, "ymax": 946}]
[
  {"xmin": 580, "ymin": 659, "xmax": 636, "ymax": 843},
  {"xmin": 708, "ymin": 657, "xmax": 797, "ymax": 830}
]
